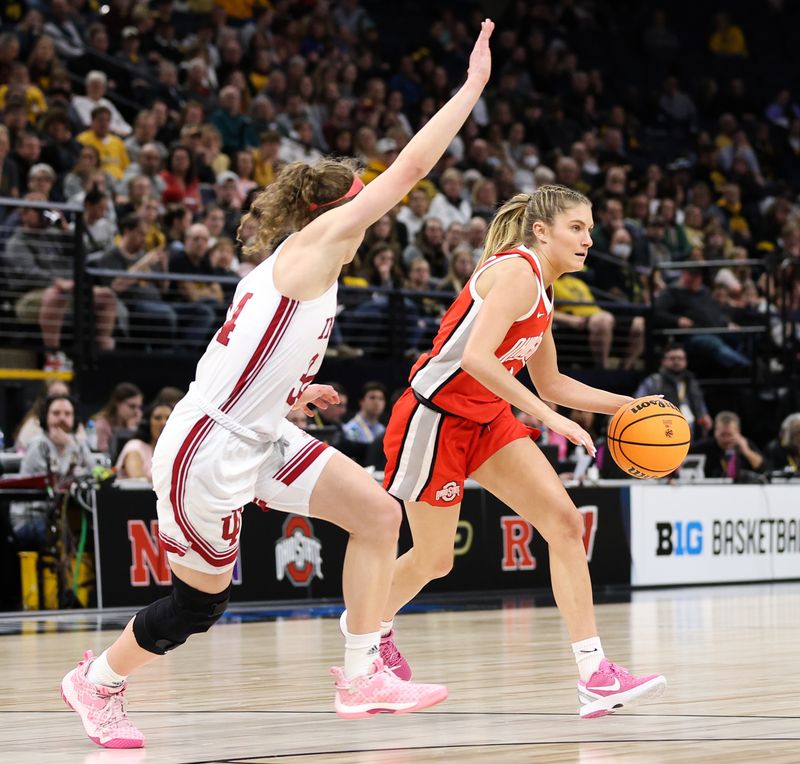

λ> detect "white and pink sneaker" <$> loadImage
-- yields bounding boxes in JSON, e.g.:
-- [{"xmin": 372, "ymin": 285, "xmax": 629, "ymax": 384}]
[
  {"xmin": 578, "ymin": 659, "xmax": 666, "ymax": 718},
  {"xmin": 331, "ymin": 658, "xmax": 447, "ymax": 719},
  {"xmin": 380, "ymin": 631, "xmax": 412, "ymax": 680},
  {"xmin": 61, "ymin": 650, "xmax": 145, "ymax": 748}
]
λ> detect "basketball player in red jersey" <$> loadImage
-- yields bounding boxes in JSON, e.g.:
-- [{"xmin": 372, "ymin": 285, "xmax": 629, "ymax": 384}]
[
  {"xmin": 60, "ymin": 21, "xmax": 495, "ymax": 749},
  {"xmin": 373, "ymin": 185, "xmax": 667, "ymax": 718}
]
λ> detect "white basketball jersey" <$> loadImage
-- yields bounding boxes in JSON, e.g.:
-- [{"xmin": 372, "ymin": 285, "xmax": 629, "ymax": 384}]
[{"xmin": 188, "ymin": 237, "xmax": 338, "ymax": 441}]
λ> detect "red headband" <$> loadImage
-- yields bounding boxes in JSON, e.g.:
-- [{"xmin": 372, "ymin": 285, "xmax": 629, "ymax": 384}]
[{"xmin": 309, "ymin": 175, "xmax": 365, "ymax": 212}]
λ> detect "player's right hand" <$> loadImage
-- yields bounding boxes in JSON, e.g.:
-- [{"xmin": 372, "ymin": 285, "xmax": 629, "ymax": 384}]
[
  {"xmin": 467, "ymin": 19, "xmax": 494, "ymax": 86},
  {"xmin": 543, "ymin": 412, "xmax": 596, "ymax": 458}
]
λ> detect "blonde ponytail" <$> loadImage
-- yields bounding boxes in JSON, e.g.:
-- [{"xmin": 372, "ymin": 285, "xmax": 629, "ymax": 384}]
[{"xmin": 477, "ymin": 184, "xmax": 591, "ymax": 266}]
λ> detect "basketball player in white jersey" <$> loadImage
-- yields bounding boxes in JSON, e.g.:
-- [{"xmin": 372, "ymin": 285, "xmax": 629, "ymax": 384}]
[{"xmin": 61, "ymin": 20, "xmax": 496, "ymax": 749}]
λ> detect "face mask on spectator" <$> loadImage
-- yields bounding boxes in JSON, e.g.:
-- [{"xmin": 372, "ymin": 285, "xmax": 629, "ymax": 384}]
[{"xmin": 611, "ymin": 243, "xmax": 632, "ymax": 259}]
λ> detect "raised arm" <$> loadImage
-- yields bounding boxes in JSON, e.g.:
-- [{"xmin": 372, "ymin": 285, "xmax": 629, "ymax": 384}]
[{"xmin": 302, "ymin": 19, "xmax": 494, "ymax": 252}]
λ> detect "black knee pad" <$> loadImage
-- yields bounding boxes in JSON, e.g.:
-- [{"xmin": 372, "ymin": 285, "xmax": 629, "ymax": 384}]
[{"xmin": 132, "ymin": 575, "xmax": 231, "ymax": 655}]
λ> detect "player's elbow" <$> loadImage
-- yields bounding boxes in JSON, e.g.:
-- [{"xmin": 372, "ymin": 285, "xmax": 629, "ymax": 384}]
[
  {"xmin": 531, "ymin": 373, "xmax": 560, "ymax": 402},
  {"xmin": 460, "ymin": 350, "xmax": 485, "ymax": 380}
]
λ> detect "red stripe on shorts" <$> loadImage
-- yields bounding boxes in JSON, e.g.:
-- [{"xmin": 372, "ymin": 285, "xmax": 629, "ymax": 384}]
[{"xmin": 276, "ymin": 440, "xmax": 329, "ymax": 486}]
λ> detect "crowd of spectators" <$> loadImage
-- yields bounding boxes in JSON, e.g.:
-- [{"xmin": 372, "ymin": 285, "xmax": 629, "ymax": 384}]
[{"xmin": 0, "ymin": 1, "xmax": 797, "ymax": 374}]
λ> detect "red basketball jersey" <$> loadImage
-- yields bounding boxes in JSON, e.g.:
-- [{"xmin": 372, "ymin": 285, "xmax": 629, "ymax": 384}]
[{"xmin": 409, "ymin": 246, "xmax": 552, "ymax": 423}]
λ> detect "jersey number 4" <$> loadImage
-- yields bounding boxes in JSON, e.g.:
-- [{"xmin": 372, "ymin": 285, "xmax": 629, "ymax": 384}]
[{"xmin": 216, "ymin": 292, "xmax": 254, "ymax": 346}]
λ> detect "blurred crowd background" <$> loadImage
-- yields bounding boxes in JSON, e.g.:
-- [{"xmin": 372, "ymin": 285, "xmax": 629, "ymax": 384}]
[{"xmin": 0, "ymin": 0, "xmax": 799, "ymax": 501}]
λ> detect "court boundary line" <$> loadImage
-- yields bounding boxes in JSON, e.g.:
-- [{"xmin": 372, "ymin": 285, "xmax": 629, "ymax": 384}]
[{"xmin": 3, "ymin": 709, "xmax": 799, "ymax": 720}]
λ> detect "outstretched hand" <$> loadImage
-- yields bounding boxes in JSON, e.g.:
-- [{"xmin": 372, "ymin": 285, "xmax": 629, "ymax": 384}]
[
  {"xmin": 467, "ymin": 18, "xmax": 495, "ymax": 86},
  {"xmin": 292, "ymin": 384, "xmax": 340, "ymax": 416}
]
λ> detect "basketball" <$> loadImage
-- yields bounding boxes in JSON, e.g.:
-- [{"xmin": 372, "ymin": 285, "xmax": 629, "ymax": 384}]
[{"xmin": 607, "ymin": 396, "xmax": 691, "ymax": 479}]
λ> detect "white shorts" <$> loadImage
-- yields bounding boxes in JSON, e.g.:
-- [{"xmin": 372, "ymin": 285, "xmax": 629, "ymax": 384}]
[{"xmin": 151, "ymin": 399, "xmax": 335, "ymax": 574}]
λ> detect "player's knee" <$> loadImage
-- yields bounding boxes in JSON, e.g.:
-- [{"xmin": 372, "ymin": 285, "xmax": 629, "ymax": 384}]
[
  {"xmin": 550, "ymin": 504, "xmax": 585, "ymax": 547},
  {"xmin": 361, "ymin": 494, "xmax": 401, "ymax": 545},
  {"xmin": 427, "ymin": 553, "xmax": 454, "ymax": 579},
  {"xmin": 415, "ymin": 546, "xmax": 454, "ymax": 579},
  {"xmin": 132, "ymin": 576, "xmax": 231, "ymax": 656}
]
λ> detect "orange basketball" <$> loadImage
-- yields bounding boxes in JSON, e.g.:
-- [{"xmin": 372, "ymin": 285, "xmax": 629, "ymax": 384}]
[{"xmin": 607, "ymin": 396, "xmax": 691, "ymax": 479}]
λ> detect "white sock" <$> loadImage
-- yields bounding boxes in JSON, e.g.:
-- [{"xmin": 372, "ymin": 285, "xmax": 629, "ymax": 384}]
[
  {"xmin": 572, "ymin": 636, "xmax": 605, "ymax": 682},
  {"xmin": 339, "ymin": 611, "xmax": 380, "ymax": 679},
  {"xmin": 86, "ymin": 650, "xmax": 127, "ymax": 688},
  {"xmin": 380, "ymin": 619, "xmax": 394, "ymax": 638}
]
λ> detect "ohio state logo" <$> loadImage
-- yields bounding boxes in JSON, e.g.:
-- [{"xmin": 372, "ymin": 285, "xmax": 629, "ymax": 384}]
[
  {"xmin": 435, "ymin": 481, "xmax": 461, "ymax": 503},
  {"xmin": 275, "ymin": 515, "xmax": 323, "ymax": 587}
]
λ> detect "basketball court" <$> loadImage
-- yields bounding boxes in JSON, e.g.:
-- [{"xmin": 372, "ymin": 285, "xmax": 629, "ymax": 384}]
[{"xmin": 2, "ymin": 581, "xmax": 798, "ymax": 763}]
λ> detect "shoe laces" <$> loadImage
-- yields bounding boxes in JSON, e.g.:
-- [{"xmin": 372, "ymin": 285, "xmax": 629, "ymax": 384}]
[
  {"xmin": 94, "ymin": 688, "xmax": 130, "ymax": 733},
  {"xmin": 603, "ymin": 661, "xmax": 627, "ymax": 678},
  {"xmin": 381, "ymin": 639, "xmax": 403, "ymax": 666}
]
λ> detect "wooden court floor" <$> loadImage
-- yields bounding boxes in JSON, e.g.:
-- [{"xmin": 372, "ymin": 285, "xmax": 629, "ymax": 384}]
[{"xmin": 1, "ymin": 582, "xmax": 799, "ymax": 763}]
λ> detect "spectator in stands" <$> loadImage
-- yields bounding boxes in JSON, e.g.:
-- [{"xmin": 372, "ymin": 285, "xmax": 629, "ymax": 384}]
[
  {"xmin": 691, "ymin": 410, "xmax": 763, "ymax": 479},
  {"xmin": 71, "ymin": 71, "xmax": 131, "ymax": 137},
  {"xmin": 553, "ymin": 272, "xmax": 644, "ymax": 370},
  {"xmin": 763, "ymin": 413, "xmax": 800, "ymax": 474},
  {"xmin": 82, "ymin": 185, "xmax": 116, "ymax": 255},
  {"xmin": 11, "ymin": 393, "xmax": 92, "ymax": 546},
  {"xmin": 402, "ymin": 217, "xmax": 448, "ymax": 277},
  {"xmin": 428, "ymin": 168, "xmax": 472, "ymax": 228},
  {"xmin": 211, "ymin": 85, "xmax": 250, "ymax": 156},
  {"xmin": 591, "ymin": 226, "xmax": 641, "ymax": 301},
  {"xmin": 11, "ymin": 130, "xmax": 42, "ymax": 195},
  {"xmin": 91, "ymin": 382, "xmax": 144, "ymax": 456},
  {"xmin": 38, "ymin": 110, "xmax": 79, "ymax": 180},
  {"xmin": 12, "ymin": 379, "xmax": 80, "ymax": 452},
  {"xmin": 214, "ymin": 171, "xmax": 244, "ymax": 237},
  {"xmin": 42, "ymin": 0, "xmax": 85, "ymax": 60},
  {"xmin": 0, "ymin": 62, "xmax": 47, "ymax": 125},
  {"xmin": 160, "ymin": 144, "xmax": 201, "ymax": 213},
  {"xmin": 124, "ymin": 111, "xmax": 163, "ymax": 165},
  {"xmin": 26, "ymin": 162, "xmax": 60, "ymax": 202},
  {"xmin": 2, "ymin": 192, "xmax": 117, "ymax": 370},
  {"xmin": 63, "ymin": 144, "xmax": 101, "ymax": 200},
  {"xmin": 634, "ymin": 343, "xmax": 712, "ymax": 438},
  {"xmin": 653, "ymin": 267, "xmax": 751, "ymax": 370},
  {"xmin": 361, "ymin": 243, "xmax": 405, "ymax": 288},
  {"xmin": 97, "ymin": 213, "xmax": 215, "ymax": 347},
  {"xmin": 119, "ymin": 142, "xmax": 166, "ymax": 199},
  {"xmin": 343, "ymin": 381, "xmax": 387, "ymax": 444},
  {"xmin": 395, "ymin": 187, "xmax": 429, "ymax": 241},
  {"xmin": 436, "ymin": 245, "xmax": 475, "ymax": 293},
  {"xmin": 115, "ymin": 400, "xmax": 174, "ymax": 480},
  {"xmin": 0, "ymin": 125, "xmax": 19, "ymax": 199},
  {"xmin": 77, "ymin": 105, "xmax": 130, "ymax": 181},
  {"xmin": 168, "ymin": 223, "xmax": 225, "ymax": 325}
]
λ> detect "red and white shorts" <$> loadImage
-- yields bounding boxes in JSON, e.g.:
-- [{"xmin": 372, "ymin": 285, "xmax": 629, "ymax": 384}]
[
  {"xmin": 151, "ymin": 399, "xmax": 334, "ymax": 574},
  {"xmin": 383, "ymin": 388, "xmax": 539, "ymax": 507}
]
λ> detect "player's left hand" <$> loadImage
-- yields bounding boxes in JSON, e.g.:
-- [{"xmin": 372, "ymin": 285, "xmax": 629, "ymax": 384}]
[{"xmin": 292, "ymin": 384, "xmax": 340, "ymax": 416}]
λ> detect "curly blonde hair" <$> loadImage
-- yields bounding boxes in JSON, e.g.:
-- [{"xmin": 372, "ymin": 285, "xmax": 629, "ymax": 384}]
[{"xmin": 237, "ymin": 157, "xmax": 361, "ymax": 258}]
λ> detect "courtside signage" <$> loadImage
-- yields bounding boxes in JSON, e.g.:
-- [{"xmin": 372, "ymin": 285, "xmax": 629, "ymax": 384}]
[
  {"xmin": 275, "ymin": 515, "xmax": 324, "ymax": 587},
  {"xmin": 630, "ymin": 485, "xmax": 800, "ymax": 585}
]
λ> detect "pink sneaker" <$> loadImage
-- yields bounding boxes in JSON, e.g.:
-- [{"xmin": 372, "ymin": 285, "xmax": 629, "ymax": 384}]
[
  {"xmin": 331, "ymin": 659, "xmax": 447, "ymax": 720},
  {"xmin": 380, "ymin": 630, "xmax": 412, "ymax": 681},
  {"xmin": 578, "ymin": 659, "xmax": 666, "ymax": 719},
  {"xmin": 60, "ymin": 651, "xmax": 145, "ymax": 748}
]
